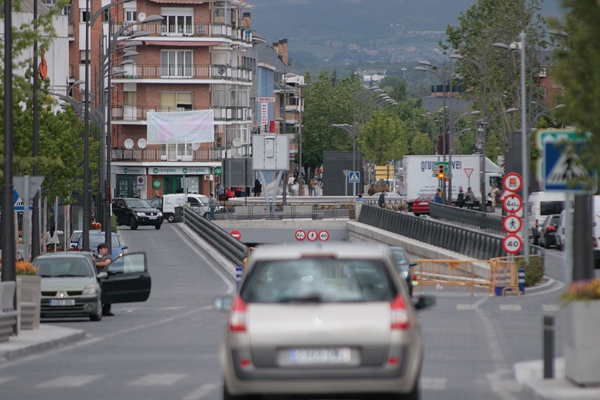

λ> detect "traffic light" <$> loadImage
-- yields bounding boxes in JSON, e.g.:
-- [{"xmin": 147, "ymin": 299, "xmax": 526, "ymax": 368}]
[{"xmin": 437, "ymin": 164, "xmax": 445, "ymax": 180}]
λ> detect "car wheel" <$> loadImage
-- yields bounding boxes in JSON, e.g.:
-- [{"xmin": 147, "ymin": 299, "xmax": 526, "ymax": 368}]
[
  {"xmin": 167, "ymin": 214, "xmax": 175, "ymax": 223},
  {"xmin": 223, "ymin": 383, "xmax": 256, "ymax": 400},
  {"xmin": 556, "ymin": 243, "xmax": 563, "ymax": 251},
  {"xmin": 90, "ymin": 300, "xmax": 102, "ymax": 321},
  {"xmin": 130, "ymin": 217, "xmax": 138, "ymax": 230},
  {"xmin": 155, "ymin": 224, "xmax": 162, "ymax": 230}
]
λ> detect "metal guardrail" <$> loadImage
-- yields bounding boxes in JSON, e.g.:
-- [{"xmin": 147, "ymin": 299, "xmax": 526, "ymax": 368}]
[
  {"xmin": 358, "ymin": 205, "xmax": 543, "ymax": 258},
  {"xmin": 182, "ymin": 205, "xmax": 248, "ymax": 266},
  {"xmin": 429, "ymin": 202, "xmax": 504, "ymax": 235},
  {"xmin": 214, "ymin": 204, "xmax": 350, "ymax": 221}
]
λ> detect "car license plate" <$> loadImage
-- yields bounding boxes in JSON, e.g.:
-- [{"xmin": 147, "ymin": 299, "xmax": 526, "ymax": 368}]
[
  {"xmin": 49, "ymin": 299, "xmax": 75, "ymax": 306},
  {"xmin": 148, "ymin": 216, "xmax": 157, "ymax": 219},
  {"xmin": 288, "ymin": 347, "xmax": 351, "ymax": 364}
]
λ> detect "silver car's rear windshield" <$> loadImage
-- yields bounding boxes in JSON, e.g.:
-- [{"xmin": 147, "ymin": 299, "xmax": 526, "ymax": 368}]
[{"xmin": 241, "ymin": 259, "xmax": 397, "ymax": 304}]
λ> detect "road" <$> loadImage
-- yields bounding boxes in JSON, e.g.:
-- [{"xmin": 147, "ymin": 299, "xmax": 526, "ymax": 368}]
[{"xmin": 0, "ymin": 224, "xmax": 572, "ymax": 399}]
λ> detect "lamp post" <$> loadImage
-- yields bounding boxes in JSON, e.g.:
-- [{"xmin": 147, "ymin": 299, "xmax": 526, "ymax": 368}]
[{"xmin": 297, "ymin": 83, "xmax": 307, "ymax": 187}]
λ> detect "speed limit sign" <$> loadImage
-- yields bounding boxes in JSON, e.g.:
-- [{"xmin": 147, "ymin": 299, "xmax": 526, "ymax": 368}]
[{"xmin": 502, "ymin": 235, "xmax": 523, "ymax": 254}]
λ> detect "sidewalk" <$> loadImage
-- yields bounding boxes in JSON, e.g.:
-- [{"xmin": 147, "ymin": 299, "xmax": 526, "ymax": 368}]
[
  {"xmin": 515, "ymin": 358, "xmax": 600, "ymax": 400},
  {"xmin": 0, "ymin": 324, "xmax": 85, "ymax": 361}
]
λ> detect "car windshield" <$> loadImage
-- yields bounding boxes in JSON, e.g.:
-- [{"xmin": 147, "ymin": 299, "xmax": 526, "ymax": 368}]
[
  {"xmin": 125, "ymin": 199, "xmax": 152, "ymax": 209},
  {"xmin": 418, "ymin": 194, "xmax": 434, "ymax": 200},
  {"xmin": 540, "ymin": 201, "xmax": 564, "ymax": 216},
  {"xmin": 34, "ymin": 258, "xmax": 94, "ymax": 277},
  {"xmin": 390, "ymin": 248, "xmax": 410, "ymax": 273},
  {"xmin": 70, "ymin": 231, "xmax": 82, "ymax": 243},
  {"xmin": 241, "ymin": 259, "xmax": 396, "ymax": 304},
  {"xmin": 78, "ymin": 233, "xmax": 120, "ymax": 249}
]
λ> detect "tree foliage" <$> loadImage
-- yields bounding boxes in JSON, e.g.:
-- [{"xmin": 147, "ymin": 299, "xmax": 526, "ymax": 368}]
[
  {"xmin": 359, "ymin": 109, "xmax": 409, "ymax": 165},
  {"xmin": 411, "ymin": 132, "xmax": 433, "ymax": 155}
]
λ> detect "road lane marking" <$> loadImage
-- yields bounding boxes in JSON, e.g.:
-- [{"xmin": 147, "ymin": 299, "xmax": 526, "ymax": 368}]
[
  {"xmin": 129, "ymin": 373, "xmax": 187, "ymax": 386},
  {"xmin": 0, "ymin": 377, "xmax": 15, "ymax": 385},
  {"xmin": 542, "ymin": 304, "xmax": 560, "ymax": 312},
  {"xmin": 420, "ymin": 377, "xmax": 447, "ymax": 390},
  {"xmin": 36, "ymin": 375, "xmax": 103, "ymax": 388},
  {"xmin": 158, "ymin": 306, "xmax": 186, "ymax": 310},
  {"xmin": 499, "ymin": 305, "xmax": 522, "ymax": 311},
  {"xmin": 457, "ymin": 304, "xmax": 475, "ymax": 310},
  {"xmin": 182, "ymin": 382, "xmax": 222, "ymax": 400}
]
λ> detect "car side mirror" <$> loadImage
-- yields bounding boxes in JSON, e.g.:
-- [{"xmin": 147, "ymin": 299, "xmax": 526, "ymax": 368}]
[
  {"xmin": 122, "ymin": 245, "xmax": 128, "ymax": 250},
  {"xmin": 97, "ymin": 272, "xmax": 108, "ymax": 279},
  {"xmin": 213, "ymin": 295, "xmax": 233, "ymax": 312},
  {"xmin": 410, "ymin": 261, "xmax": 418, "ymax": 267},
  {"xmin": 414, "ymin": 295, "xmax": 436, "ymax": 310}
]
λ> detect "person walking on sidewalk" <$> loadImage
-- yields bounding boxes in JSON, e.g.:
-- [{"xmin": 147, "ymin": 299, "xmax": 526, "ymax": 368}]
[
  {"xmin": 209, "ymin": 193, "xmax": 218, "ymax": 221},
  {"xmin": 456, "ymin": 186, "xmax": 465, "ymax": 208},
  {"xmin": 465, "ymin": 187, "xmax": 475, "ymax": 210},
  {"xmin": 378, "ymin": 190, "xmax": 386, "ymax": 208},
  {"xmin": 490, "ymin": 184, "xmax": 499, "ymax": 210}
]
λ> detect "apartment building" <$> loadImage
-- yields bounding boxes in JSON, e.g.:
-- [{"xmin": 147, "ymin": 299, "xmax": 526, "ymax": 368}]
[{"xmin": 66, "ymin": 0, "xmax": 254, "ymax": 197}]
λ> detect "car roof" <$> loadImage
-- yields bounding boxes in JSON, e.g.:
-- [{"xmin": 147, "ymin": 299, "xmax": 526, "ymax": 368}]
[
  {"xmin": 249, "ymin": 242, "xmax": 393, "ymax": 263},
  {"xmin": 34, "ymin": 252, "xmax": 94, "ymax": 261}
]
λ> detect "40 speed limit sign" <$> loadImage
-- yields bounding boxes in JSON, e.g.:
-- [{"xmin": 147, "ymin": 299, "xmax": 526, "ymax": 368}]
[{"xmin": 502, "ymin": 235, "xmax": 523, "ymax": 254}]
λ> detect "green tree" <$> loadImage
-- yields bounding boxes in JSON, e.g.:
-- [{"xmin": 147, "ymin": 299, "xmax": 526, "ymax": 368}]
[
  {"xmin": 359, "ymin": 110, "xmax": 408, "ymax": 164},
  {"xmin": 411, "ymin": 132, "xmax": 433, "ymax": 155}
]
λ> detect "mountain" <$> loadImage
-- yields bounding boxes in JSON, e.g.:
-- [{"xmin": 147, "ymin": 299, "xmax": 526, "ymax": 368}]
[{"xmin": 247, "ymin": 0, "xmax": 565, "ymax": 70}]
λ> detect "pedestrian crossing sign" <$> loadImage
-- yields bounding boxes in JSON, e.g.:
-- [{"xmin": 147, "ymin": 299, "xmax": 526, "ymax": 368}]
[
  {"xmin": 537, "ymin": 129, "xmax": 596, "ymax": 193},
  {"xmin": 348, "ymin": 171, "xmax": 360, "ymax": 183}
]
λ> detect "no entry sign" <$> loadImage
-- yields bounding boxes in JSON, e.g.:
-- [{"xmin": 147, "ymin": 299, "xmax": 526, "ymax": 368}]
[{"xmin": 230, "ymin": 230, "xmax": 241, "ymax": 241}]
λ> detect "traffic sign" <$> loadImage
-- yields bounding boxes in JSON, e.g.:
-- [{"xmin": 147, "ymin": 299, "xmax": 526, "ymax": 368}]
[
  {"xmin": 375, "ymin": 165, "xmax": 394, "ymax": 179},
  {"xmin": 14, "ymin": 176, "xmax": 44, "ymax": 200},
  {"xmin": 502, "ymin": 193, "xmax": 523, "ymax": 213},
  {"xmin": 318, "ymin": 230, "xmax": 330, "ymax": 241},
  {"xmin": 503, "ymin": 234, "xmax": 523, "ymax": 254},
  {"xmin": 307, "ymin": 230, "xmax": 318, "ymax": 241},
  {"xmin": 257, "ymin": 97, "xmax": 276, "ymax": 103},
  {"xmin": 230, "ymin": 230, "xmax": 242, "ymax": 241},
  {"xmin": 502, "ymin": 215, "xmax": 523, "ymax": 234},
  {"xmin": 537, "ymin": 129, "xmax": 596, "ymax": 193},
  {"xmin": 213, "ymin": 166, "xmax": 222, "ymax": 176},
  {"xmin": 348, "ymin": 171, "xmax": 360, "ymax": 183},
  {"xmin": 464, "ymin": 168, "xmax": 474, "ymax": 178},
  {"xmin": 295, "ymin": 229, "xmax": 306, "ymax": 241},
  {"xmin": 503, "ymin": 172, "xmax": 523, "ymax": 193}
]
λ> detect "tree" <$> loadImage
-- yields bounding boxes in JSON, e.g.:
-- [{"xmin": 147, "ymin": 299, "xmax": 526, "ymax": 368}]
[
  {"xmin": 359, "ymin": 110, "xmax": 408, "ymax": 165},
  {"xmin": 411, "ymin": 132, "xmax": 433, "ymax": 155}
]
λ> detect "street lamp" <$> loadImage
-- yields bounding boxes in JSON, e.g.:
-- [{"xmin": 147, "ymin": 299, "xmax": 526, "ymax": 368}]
[{"xmin": 332, "ymin": 123, "xmax": 358, "ymax": 197}]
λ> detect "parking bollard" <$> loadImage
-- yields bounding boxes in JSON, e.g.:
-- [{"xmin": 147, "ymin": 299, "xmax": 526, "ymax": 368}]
[
  {"xmin": 544, "ymin": 315, "xmax": 554, "ymax": 379},
  {"xmin": 518, "ymin": 268, "xmax": 525, "ymax": 294},
  {"xmin": 236, "ymin": 266, "xmax": 243, "ymax": 290}
]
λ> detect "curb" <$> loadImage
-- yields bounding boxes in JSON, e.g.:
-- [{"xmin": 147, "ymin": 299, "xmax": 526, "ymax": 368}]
[{"xmin": 0, "ymin": 324, "xmax": 86, "ymax": 361}]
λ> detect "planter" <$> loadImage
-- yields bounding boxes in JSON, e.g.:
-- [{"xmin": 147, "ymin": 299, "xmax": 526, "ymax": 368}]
[
  {"xmin": 564, "ymin": 300, "xmax": 600, "ymax": 386},
  {"xmin": 17, "ymin": 275, "xmax": 41, "ymax": 330}
]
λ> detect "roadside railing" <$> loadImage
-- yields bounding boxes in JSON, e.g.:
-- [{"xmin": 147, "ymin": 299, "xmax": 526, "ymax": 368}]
[
  {"xmin": 414, "ymin": 259, "xmax": 493, "ymax": 296},
  {"xmin": 215, "ymin": 204, "xmax": 350, "ymax": 221},
  {"xmin": 429, "ymin": 202, "xmax": 504, "ymax": 235},
  {"xmin": 182, "ymin": 205, "xmax": 247, "ymax": 266}
]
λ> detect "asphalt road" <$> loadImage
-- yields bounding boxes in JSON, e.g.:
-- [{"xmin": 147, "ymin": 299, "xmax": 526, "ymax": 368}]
[{"xmin": 0, "ymin": 224, "xmax": 573, "ymax": 400}]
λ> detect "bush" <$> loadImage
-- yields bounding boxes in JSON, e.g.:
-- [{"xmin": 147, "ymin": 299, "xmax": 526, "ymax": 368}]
[
  {"xmin": 517, "ymin": 256, "xmax": 545, "ymax": 286},
  {"xmin": 111, "ymin": 214, "xmax": 118, "ymax": 233}
]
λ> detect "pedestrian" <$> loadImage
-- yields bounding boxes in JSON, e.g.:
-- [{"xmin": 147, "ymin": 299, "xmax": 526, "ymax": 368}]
[
  {"xmin": 357, "ymin": 194, "xmax": 364, "ymax": 203},
  {"xmin": 490, "ymin": 184, "xmax": 499, "ymax": 210},
  {"xmin": 94, "ymin": 242, "xmax": 114, "ymax": 316},
  {"xmin": 465, "ymin": 187, "xmax": 475, "ymax": 210},
  {"xmin": 378, "ymin": 190, "xmax": 386, "ymax": 208},
  {"xmin": 254, "ymin": 179, "xmax": 262, "ymax": 197},
  {"xmin": 434, "ymin": 188, "xmax": 443, "ymax": 204},
  {"xmin": 456, "ymin": 186, "xmax": 465, "ymax": 208},
  {"xmin": 288, "ymin": 175, "xmax": 295, "ymax": 196},
  {"xmin": 45, "ymin": 226, "xmax": 59, "ymax": 251},
  {"xmin": 368, "ymin": 184, "xmax": 376, "ymax": 196},
  {"xmin": 209, "ymin": 193, "xmax": 217, "ymax": 220},
  {"xmin": 217, "ymin": 183, "xmax": 224, "ymax": 201}
]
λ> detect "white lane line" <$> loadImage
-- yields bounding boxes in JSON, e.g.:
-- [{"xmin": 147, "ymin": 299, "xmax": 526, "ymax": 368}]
[
  {"xmin": 456, "ymin": 304, "xmax": 475, "ymax": 310},
  {"xmin": 182, "ymin": 382, "xmax": 222, "ymax": 400},
  {"xmin": 173, "ymin": 226, "xmax": 236, "ymax": 294},
  {"xmin": 0, "ymin": 377, "xmax": 15, "ymax": 385},
  {"xmin": 525, "ymin": 278, "xmax": 566, "ymax": 297},
  {"xmin": 36, "ymin": 375, "xmax": 103, "ymax": 388},
  {"xmin": 420, "ymin": 377, "xmax": 447, "ymax": 390},
  {"xmin": 158, "ymin": 306, "xmax": 186, "ymax": 311},
  {"xmin": 542, "ymin": 304, "xmax": 560, "ymax": 312},
  {"xmin": 129, "ymin": 373, "xmax": 187, "ymax": 386},
  {"xmin": 499, "ymin": 305, "xmax": 522, "ymax": 311}
]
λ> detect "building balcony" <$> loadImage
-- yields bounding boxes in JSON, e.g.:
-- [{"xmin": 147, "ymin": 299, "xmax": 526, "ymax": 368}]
[
  {"xmin": 118, "ymin": 64, "xmax": 252, "ymax": 82},
  {"xmin": 112, "ymin": 105, "xmax": 252, "ymax": 123},
  {"xmin": 112, "ymin": 148, "xmax": 222, "ymax": 162},
  {"xmin": 113, "ymin": 22, "xmax": 252, "ymax": 43}
]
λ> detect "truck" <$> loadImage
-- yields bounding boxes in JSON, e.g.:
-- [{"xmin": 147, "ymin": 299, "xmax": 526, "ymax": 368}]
[{"xmin": 399, "ymin": 155, "xmax": 504, "ymax": 211}]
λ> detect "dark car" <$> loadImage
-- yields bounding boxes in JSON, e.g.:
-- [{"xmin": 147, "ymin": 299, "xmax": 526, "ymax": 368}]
[
  {"xmin": 390, "ymin": 246, "xmax": 418, "ymax": 297},
  {"xmin": 540, "ymin": 214, "xmax": 561, "ymax": 248},
  {"xmin": 74, "ymin": 231, "xmax": 128, "ymax": 259},
  {"xmin": 112, "ymin": 198, "xmax": 163, "ymax": 230}
]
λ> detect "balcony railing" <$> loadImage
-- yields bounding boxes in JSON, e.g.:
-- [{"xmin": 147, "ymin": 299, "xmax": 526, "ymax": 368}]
[
  {"xmin": 112, "ymin": 148, "xmax": 222, "ymax": 162},
  {"xmin": 112, "ymin": 22, "xmax": 252, "ymax": 43},
  {"xmin": 119, "ymin": 64, "xmax": 252, "ymax": 82},
  {"xmin": 112, "ymin": 105, "xmax": 251, "ymax": 122}
]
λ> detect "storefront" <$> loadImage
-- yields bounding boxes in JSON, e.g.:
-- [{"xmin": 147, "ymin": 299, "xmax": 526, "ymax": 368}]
[{"xmin": 115, "ymin": 166, "xmax": 147, "ymax": 198}]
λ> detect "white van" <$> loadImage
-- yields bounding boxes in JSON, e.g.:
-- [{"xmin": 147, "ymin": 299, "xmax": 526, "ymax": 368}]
[
  {"xmin": 162, "ymin": 193, "xmax": 209, "ymax": 222},
  {"xmin": 556, "ymin": 196, "xmax": 600, "ymax": 268},
  {"xmin": 528, "ymin": 191, "xmax": 568, "ymax": 245}
]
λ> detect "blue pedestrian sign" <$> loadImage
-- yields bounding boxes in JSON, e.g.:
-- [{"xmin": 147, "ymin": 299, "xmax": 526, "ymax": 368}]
[
  {"xmin": 537, "ymin": 129, "xmax": 596, "ymax": 194},
  {"xmin": 348, "ymin": 171, "xmax": 360, "ymax": 183},
  {"xmin": 13, "ymin": 189, "xmax": 33, "ymax": 211}
]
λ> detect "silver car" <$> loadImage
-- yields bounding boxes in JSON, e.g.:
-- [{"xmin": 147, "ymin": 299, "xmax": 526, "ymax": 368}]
[{"xmin": 214, "ymin": 242, "xmax": 435, "ymax": 400}]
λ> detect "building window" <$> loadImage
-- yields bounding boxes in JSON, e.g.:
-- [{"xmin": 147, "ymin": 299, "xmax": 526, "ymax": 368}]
[
  {"xmin": 80, "ymin": 50, "xmax": 90, "ymax": 64},
  {"xmin": 161, "ymin": 15, "xmax": 193, "ymax": 36},
  {"xmin": 213, "ymin": 1, "xmax": 231, "ymax": 24},
  {"xmin": 160, "ymin": 50, "xmax": 193, "ymax": 78},
  {"xmin": 63, "ymin": 5, "xmax": 72, "ymax": 22},
  {"xmin": 124, "ymin": 92, "xmax": 137, "ymax": 106},
  {"xmin": 125, "ymin": 10, "xmax": 137, "ymax": 22},
  {"xmin": 81, "ymin": 10, "xmax": 89, "ymax": 22},
  {"xmin": 103, "ymin": 9, "xmax": 110, "ymax": 22},
  {"xmin": 213, "ymin": 84, "xmax": 228, "ymax": 107},
  {"xmin": 161, "ymin": 92, "xmax": 193, "ymax": 111}
]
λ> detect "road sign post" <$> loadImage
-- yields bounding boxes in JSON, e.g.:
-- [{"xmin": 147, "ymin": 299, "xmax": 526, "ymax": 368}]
[{"xmin": 14, "ymin": 175, "xmax": 44, "ymax": 261}]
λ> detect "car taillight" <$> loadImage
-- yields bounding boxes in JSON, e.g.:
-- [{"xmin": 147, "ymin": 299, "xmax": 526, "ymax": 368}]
[
  {"xmin": 546, "ymin": 226, "xmax": 556, "ymax": 232},
  {"xmin": 595, "ymin": 238, "xmax": 598, "ymax": 249},
  {"xmin": 390, "ymin": 295, "xmax": 410, "ymax": 330},
  {"xmin": 535, "ymin": 219, "xmax": 539, "ymax": 229},
  {"xmin": 228, "ymin": 296, "xmax": 248, "ymax": 332}
]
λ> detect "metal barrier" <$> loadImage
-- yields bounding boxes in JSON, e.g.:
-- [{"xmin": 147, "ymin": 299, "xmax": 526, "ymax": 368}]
[
  {"xmin": 414, "ymin": 259, "xmax": 493, "ymax": 296},
  {"xmin": 214, "ymin": 204, "xmax": 350, "ymax": 221},
  {"xmin": 430, "ymin": 202, "xmax": 504, "ymax": 235},
  {"xmin": 489, "ymin": 255, "xmax": 541, "ymax": 296},
  {"xmin": 183, "ymin": 205, "xmax": 248, "ymax": 266}
]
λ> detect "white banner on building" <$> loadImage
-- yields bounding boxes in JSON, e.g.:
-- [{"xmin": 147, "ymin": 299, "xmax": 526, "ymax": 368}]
[{"xmin": 147, "ymin": 110, "xmax": 215, "ymax": 144}]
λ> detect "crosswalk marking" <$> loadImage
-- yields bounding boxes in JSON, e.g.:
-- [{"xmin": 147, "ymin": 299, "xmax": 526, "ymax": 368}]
[
  {"xmin": 499, "ymin": 305, "xmax": 522, "ymax": 311},
  {"xmin": 457, "ymin": 304, "xmax": 475, "ymax": 310},
  {"xmin": 158, "ymin": 306, "xmax": 186, "ymax": 311},
  {"xmin": 0, "ymin": 377, "xmax": 15, "ymax": 385},
  {"xmin": 421, "ymin": 377, "xmax": 447, "ymax": 390},
  {"xmin": 128, "ymin": 373, "xmax": 187, "ymax": 386},
  {"xmin": 182, "ymin": 382, "xmax": 222, "ymax": 400},
  {"xmin": 36, "ymin": 375, "xmax": 103, "ymax": 388},
  {"xmin": 543, "ymin": 304, "xmax": 560, "ymax": 312}
]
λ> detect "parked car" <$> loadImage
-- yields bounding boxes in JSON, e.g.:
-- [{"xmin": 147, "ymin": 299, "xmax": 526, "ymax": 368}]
[
  {"xmin": 412, "ymin": 193, "xmax": 435, "ymax": 216},
  {"xmin": 112, "ymin": 198, "xmax": 163, "ymax": 230},
  {"xmin": 33, "ymin": 252, "xmax": 151, "ymax": 321},
  {"xmin": 540, "ymin": 214, "xmax": 561, "ymax": 249},
  {"xmin": 390, "ymin": 246, "xmax": 418, "ymax": 297},
  {"xmin": 162, "ymin": 193, "xmax": 210, "ymax": 222},
  {"xmin": 74, "ymin": 231, "xmax": 128, "ymax": 259},
  {"xmin": 528, "ymin": 191, "xmax": 569, "ymax": 245},
  {"xmin": 214, "ymin": 242, "xmax": 435, "ymax": 400},
  {"xmin": 69, "ymin": 230, "xmax": 82, "ymax": 249}
]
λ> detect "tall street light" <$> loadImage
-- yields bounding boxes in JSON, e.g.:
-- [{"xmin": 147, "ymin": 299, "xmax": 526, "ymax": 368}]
[{"xmin": 296, "ymin": 83, "xmax": 307, "ymax": 186}]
